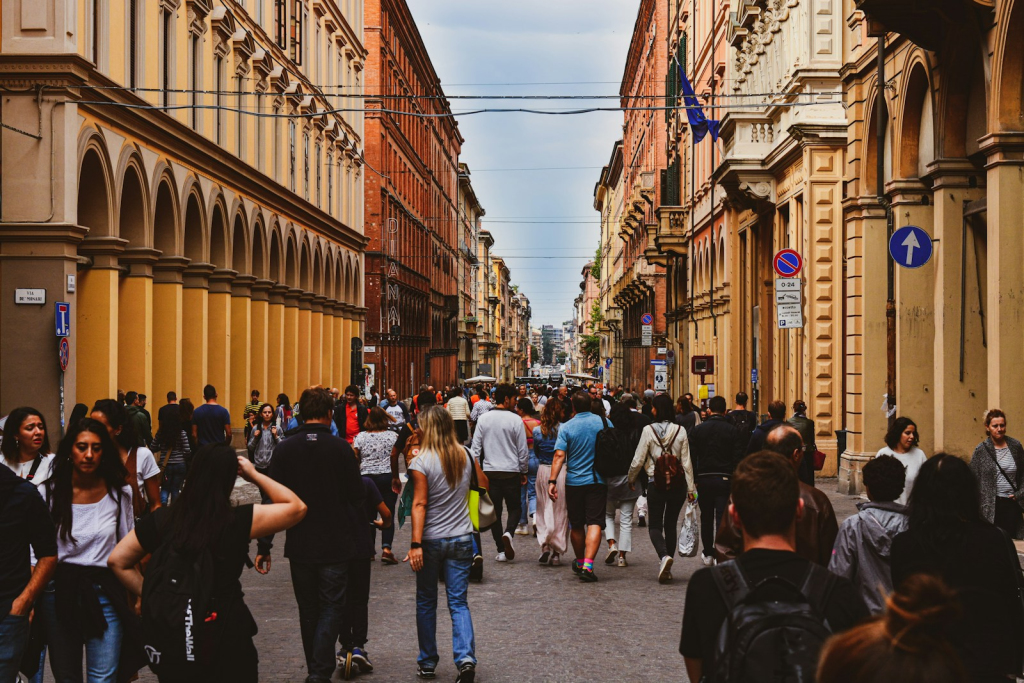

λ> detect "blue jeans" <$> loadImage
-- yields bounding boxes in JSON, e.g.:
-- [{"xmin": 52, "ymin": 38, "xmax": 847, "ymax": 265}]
[
  {"xmin": 40, "ymin": 582, "xmax": 122, "ymax": 683},
  {"xmin": 289, "ymin": 561, "xmax": 348, "ymax": 678},
  {"xmin": 520, "ymin": 452, "xmax": 539, "ymax": 523},
  {"xmin": 0, "ymin": 613, "xmax": 30, "ymax": 683},
  {"xmin": 160, "ymin": 462, "xmax": 187, "ymax": 505},
  {"xmin": 416, "ymin": 534, "xmax": 476, "ymax": 669},
  {"xmin": 368, "ymin": 473, "xmax": 398, "ymax": 549}
]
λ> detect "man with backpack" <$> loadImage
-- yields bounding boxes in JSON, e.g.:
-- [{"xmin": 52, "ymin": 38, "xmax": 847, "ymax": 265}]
[
  {"xmin": 679, "ymin": 451, "xmax": 867, "ymax": 683},
  {"xmin": 727, "ymin": 391, "xmax": 757, "ymax": 449},
  {"xmin": 688, "ymin": 395, "xmax": 746, "ymax": 566},
  {"xmin": 715, "ymin": 425, "xmax": 839, "ymax": 567},
  {"xmin": 470, "ymin": 383, "xmax": 529, "ymax": 562}
]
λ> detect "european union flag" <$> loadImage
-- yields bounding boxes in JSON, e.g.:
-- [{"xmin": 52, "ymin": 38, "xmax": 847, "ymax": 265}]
[{"xmin": 677, "ymin": 61, "xmax": 720, "ymax": 143}]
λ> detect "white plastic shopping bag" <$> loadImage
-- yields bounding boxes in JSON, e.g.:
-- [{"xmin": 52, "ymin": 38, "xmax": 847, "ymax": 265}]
[{"xmin": 678, "ymin": 500, "xmax": 700, "ymax": 557}]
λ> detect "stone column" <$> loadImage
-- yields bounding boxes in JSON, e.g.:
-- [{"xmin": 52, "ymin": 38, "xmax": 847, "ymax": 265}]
[
  {"xmin": 889, "ymin": 179, "xmax": 936, "ymax": 455},
  {"xmin": 310, "ymin": 295, "xmax": 326, "ymax": 385},
  {"xmin": 321, "ymin": 298, "xmax": 337, "ymax": 390},
  {"xmin": 982, "ymin": 133, "xmax": 1024, "ymax": 423},
  {"xmin": 250, "ymin": 279, "xmax": 272, "ymax": 401},
  {"xmin": 332, "ymin": 302, "xmax": 346, "ymax": 389},
  {"xmin": 230, "ymin": 275, "xmax": 255, "ymax": 429},
  {"xmin": 267, "ymin": 284, "xmax": 288, "ymax": 398},
  {"xmin": 297, "ymin": 292, "xmax": 313, "ymax": 390},
  {"xmin": 117, "ymin": 248, "xmax": 157, "ymax": 397},
  {"xmin": 208, "ymin": 269, "xmax": 237, "ymax": 410},
  {"xmin": 351, "ymin": 307, "xmax": 367, "ymax": 387},
  {"xmin": 182, "ymin": 263, "xmax": 214, "ymax": 400},
  {"xmin": 927, "ymin": 160, "xmax": 987, "ymax": 454},
  {"xmin": 340, "ymin": 305, "xmax": 353, "ymax": 386},
  {"xmin": 72, "ymin": 237, "xmax": 125, "ymax": 408},
  {"xmin": 284, "ymin": 288, "xmax": 301, "ymax": 398},
  {"xmin": 839, "ymin": 200, "xmax": 888, "ymax": 494},
  {"xmin": 152, "ymin": 256, "xmax": 188, "ymax": 406}
]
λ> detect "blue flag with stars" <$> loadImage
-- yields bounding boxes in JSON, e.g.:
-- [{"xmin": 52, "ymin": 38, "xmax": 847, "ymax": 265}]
[{"xmin": 677, "ymin": 61, "xmax": 720, "ymax": 143}]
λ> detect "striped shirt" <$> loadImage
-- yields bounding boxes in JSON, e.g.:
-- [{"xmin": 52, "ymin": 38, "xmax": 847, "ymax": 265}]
[{"xmin": 995, "ymin": 446, "xmax": 1017, "ymax": 497}]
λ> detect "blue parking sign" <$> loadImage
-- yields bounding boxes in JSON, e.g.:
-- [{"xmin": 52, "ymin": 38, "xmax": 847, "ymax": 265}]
[
  {"xmin": 889, "ymin": 225, "xmax": 933, "ymax": 269},
  {"xmin": 55, "ymin": 302, "xmax": 70, "ymax": 337}
]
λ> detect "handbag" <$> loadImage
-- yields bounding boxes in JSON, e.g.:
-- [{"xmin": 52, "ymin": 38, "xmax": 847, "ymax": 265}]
[
  {"xmin": 813, "ymin": 448, "xmax": 827, "ymax": 471},
  {"xmin": 677, "ymin": 499, "xmax": 700, "ymax": 557},
  {"xmin": 469, "ymin": 454, "xmax": 497, "ymax": 531}
]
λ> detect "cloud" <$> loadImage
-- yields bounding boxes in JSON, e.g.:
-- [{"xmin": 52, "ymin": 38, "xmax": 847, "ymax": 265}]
[{"xmin": 410, "ymin": 0, "xmax": 638, "ymax": 326}]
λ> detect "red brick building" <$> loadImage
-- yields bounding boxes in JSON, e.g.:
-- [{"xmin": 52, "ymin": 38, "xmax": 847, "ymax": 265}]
[
  {"xmin": 363, "ymin": 0, "xmax": 463, "ymax": 397},
  {"xmin": 612, "ymin": 0, "xmax": 670, "ymax": 390}
]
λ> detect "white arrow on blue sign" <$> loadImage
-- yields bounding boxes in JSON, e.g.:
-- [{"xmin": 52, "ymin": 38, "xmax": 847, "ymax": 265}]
[{"xmin": 889, "ymin": 225, "xmax": 933, "ymax": 269}]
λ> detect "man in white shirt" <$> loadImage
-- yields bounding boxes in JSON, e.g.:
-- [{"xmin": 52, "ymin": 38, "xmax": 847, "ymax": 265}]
[{"xmin": 446, "ymin": 388, "xmax": 470, "ymax": 443}]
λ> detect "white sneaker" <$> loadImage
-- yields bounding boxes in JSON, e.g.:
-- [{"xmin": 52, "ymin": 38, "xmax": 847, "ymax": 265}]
[
  {"xmin": 658, "ymin": 555, "xmax": 674, "ymax": 583},
  {"xmin": 502, "ymin": 531, "xmax": 516, "ymax": 561},
  {"xmin": 617, "ymin": 554, "xmax": 628, "ymax": 568},
  {"xmin": 550, "ymin": 553, "xmax": 561, "ymax": 566},
  {"xmin": 701, "ymin": 553, "xmax": 715, "ymax": 566},
  {"xmin": 515, "ymin": 524, "xmax": 529, "ymax": 536},
  {"xmin": 495, "ymin": 552, "xmax": 507, "ymax": 562},
  {"xmin": 604, "ymin": 544, "xmax": 618, "ymax": 565}
]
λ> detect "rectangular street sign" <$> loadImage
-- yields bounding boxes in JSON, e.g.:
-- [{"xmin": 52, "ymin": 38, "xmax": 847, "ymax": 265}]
[
  {"xmin": 752, "ymin": 368, "xmax": 758, "ymax": 383},
  {"xmin": 778, "ymin": 313, "xmax": 805, "ymax": 329},
  {"xmin": 15, "ymin": 288, "xmax": 45, "ymax": 305},
  {"xmin": 775, "ymin": 278, "xmax": 801, "ymax": 291},
  {"xmin": 775, "ymin": 290, "xmax": 801, "ymax": 304},
  {"xmin": 641, "ymin": 324, "xmax": 653, "ymax": 346},
  {"xmin": 776, "ymin": 303, "xmax": 803, "ymax": 317},
  {"xmin": 651, "ymin": 359, "xmax": 667, "ymax": 366},
  {"xmin": 656, "ymin": 347, "xmax": 667, "ymax": 355},
  {"xmin": 55, "ymin": 302, "xmax": 70, "ymax": 337},
  {"xmin": 654, "ymin": 369, "xmax": 668, "ymax": 392}
]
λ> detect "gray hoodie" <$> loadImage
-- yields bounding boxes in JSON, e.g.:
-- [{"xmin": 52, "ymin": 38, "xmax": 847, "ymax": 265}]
[{"xmin": 828, "ymin": 500, "xmax": 909, "ymax": 614}]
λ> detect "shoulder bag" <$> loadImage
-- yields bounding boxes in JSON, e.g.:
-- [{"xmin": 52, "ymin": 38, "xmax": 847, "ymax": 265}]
[{"xmin": 468, "ymin": 450, "xmax": 497, "ymax": 531}]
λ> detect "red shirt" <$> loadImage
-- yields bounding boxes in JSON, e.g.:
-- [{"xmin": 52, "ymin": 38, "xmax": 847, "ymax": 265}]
[{"xmin": 345, "ymin": 404, "xmax": 359, "ymax": 444}]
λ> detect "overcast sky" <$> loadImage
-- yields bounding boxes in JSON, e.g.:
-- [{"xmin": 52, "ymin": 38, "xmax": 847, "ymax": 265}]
[{"xmin": 410, "ymin": 1, "xmax": 638, "ymax": 328}]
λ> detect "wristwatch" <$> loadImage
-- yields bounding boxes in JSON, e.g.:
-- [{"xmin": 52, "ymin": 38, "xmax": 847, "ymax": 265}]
[
  {"xmin": 548, "ymin": 479, "xmax": 557, "ymax": 485},
  {"xmin": 410, "ymin": 541, "xmax": 422, "ymax": 549}
]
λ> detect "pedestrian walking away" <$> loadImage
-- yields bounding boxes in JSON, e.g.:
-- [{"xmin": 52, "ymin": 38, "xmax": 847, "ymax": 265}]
[
  {"xmin": 687, "ymin": 395, "xmax": 745, "ymax": 565},
  {"xmin": 515, "ymin": 397, "xmax": 541, "ymax": 537},
  {"xmin": 353, "ymin": 407, "xmax": 400, "ymax": 564},
  {"xmin": 969, "ymin": 408, "xmax": 1024, "ymax": 539},
  {"xmin": 406, "ymin": 407, "xmax": 488, "ymax": 682},
  {"xmin": 603, "ymin": 399, "xmax": 651, "ymax": 568},
  {"xmin": 787, "ymin": 399, "xmax": 817, "ymax": 487},
  {"xmin": 874, "ymin": 416, "xmax": 927, "ymax": 508},
  {"xmin": 259, "ymin": 387, "xmax": 366, "ymax": 683},
  {"xmin": 628, "ymin": 394, "xmax": 694, "ymax": 582},
  {"xmin": 446, "ymin": 387, "xmax": 471, "ymax": 444},
  {"xmin": 470, "ymin": 384, "xmax": 528, "ymax": 562},
  {"xmin": 108, "ymin": 445, "xmax": 307, "ymax": 682},
  {"xmin": 191, "ymin": 384, "xmax": 232, "ymax": 447},
  {"xmin": 551, "ymin": 392, "xmax": 607, "ymax": 582},
  {"xmin": 532, "ymin": 398, "xmax": 569, "ymax": 565}
]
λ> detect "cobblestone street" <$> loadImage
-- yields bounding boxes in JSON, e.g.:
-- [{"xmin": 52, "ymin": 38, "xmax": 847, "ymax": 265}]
[{"xmin": 110, "ymin": 479, "xmax": 861, "ymax": 683}]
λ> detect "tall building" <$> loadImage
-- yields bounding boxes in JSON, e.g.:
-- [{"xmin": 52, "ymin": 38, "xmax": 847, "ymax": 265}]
[
  {"xmin": 594, "ymin": 141, "xmax": 626, "ymax": 386},
  {"xmin": 362, "ymin": 0, "xmax": 463, "ymax": 397},
  {"xmin": 0, "ymin": 0, "xmax": 367, "ymax": 430},
  {"xmin": 457, "ymin": 164, "xmax": 485, "ymax": 380}
]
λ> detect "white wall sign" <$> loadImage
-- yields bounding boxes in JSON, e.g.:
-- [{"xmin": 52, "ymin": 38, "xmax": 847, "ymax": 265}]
[
  {"xmin": 654, "ymin": 369, "xmax": 668, "ymax": 391},
  {"xmin": 641, "ymin": 324, "xmax": 653, "ymax": 346},
  {"xmin": 15, "ymin": 288, "xmax": 45, "ymax": 305},
  {"xmin": 363, "ymin": 345, "xmax": 377, "ymax": 353}
]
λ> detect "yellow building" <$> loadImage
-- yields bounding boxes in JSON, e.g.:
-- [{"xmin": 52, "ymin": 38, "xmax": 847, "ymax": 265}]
[{"xmin": 0, "ymin": 0, "xmax": 367, "ymax": 436}]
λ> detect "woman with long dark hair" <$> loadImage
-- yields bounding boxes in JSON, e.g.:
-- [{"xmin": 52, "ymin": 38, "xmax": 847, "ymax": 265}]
[
  {"xmin": 602, "ymin": 400, "xmax": 649, "ymax": 568},
  {"xmin": 532, "ymin": 398, "xmax": 568, "ymax": 565},
  {"xmin": 0, "ymin": 406, "xmax": 55, "ymax": 487},
  {"xmin": 91, "ymin": 399, "xmax": 161, "ymax": 517},
  {"xmin": 108, "ymin": 444, "xmax": 306, "ymax": 681},
  {"xmin": 354, "ymin": 406, "xmax": 399, "ymax": 563},
  {"xmin": 969, "ymin": 408, "xmax": 1024, "ymax": 540},
  {"xmin": 876, "ymin": 416, "xmax": 927, "ymax": 507},
  {"xmin": 38, "ymin": 418, "xmax": 144, "ymax": 681},
  {"xmin": 275, "ymin": 393, "xmax": 292, "ymax": 431},
  {"xmin": 516, "ymin": 398, "xmax": 541, "ymax": 536},
  {"xmin": 891, "ymin": 453, "xmax": 1024, "ymax": 682}
]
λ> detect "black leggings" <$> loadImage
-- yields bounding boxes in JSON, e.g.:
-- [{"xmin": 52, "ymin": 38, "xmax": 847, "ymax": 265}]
[
  {"xmin": 697, "ymin": 475, "xmax": 731, "ymax": 558},
  {"xmin": 647, "ymin": 486, "xmax": 687, "ymax": 559}
]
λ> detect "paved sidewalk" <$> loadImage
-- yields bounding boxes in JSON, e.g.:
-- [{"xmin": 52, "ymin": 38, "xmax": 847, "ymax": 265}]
[{"xmin": 50, "ymin": 478, "xmax": 865, "ymax": 682}]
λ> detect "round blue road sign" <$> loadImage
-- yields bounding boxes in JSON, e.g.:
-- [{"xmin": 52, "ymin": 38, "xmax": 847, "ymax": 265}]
[
  {"xmin": 889, "ymin": 225, "xmax": 933, "ymax": 269},
  {"xmin": 773, "ymin": 249, "xmax": 803, "ymax": 278}
]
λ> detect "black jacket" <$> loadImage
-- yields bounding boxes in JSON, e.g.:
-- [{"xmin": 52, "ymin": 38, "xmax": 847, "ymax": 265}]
[
  {"xmin": 689, "ymin": 414, "xmax": 745, "ymax": 477},
  {"xmin": 746, "ymin": 418, "xmax": 784, "ymax": 455},
  {"xmin": 335, "ymin": 402, "xmax": 368, "ymax": 440},
  {"xmin": 265, "ymin": 422, "xmax": 365, "ymax": 562}
]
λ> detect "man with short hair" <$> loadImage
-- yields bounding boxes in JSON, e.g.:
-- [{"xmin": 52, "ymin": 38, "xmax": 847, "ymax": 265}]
[
  {"xmin": 688, "ymin": 395, "xmax": 746, "ymax": 565},
  {"xmin": 191, "ymin": 384, "xmax": 232, "ymax": 446},
  {"xmin": 550, "ymin": 392, "xmax": 606, "ymax": 582},
  {"xmin": 680, "ymin": 452, "xmax": 867, "ymax": 682},
  {"xmin": 244, "ymin": 389, "xmax": 263, "ymax": 442},
  {"xmin": 154, "ymin": 391, "xmax": 180, "ymax": 468},
  {"xmin": 829, "ymin": 454, "xmax": 909, "ymax": 613},
  {"xmin": 746, "ymin": 399, "xmax": 787, "ymax": 454},
  {"xmin": 0, "ymin": 465, "xmax": 57, "ymax": 680},
  {"xmin": 469, "ymin": 386, "xmax": 493, "ymax": 428},
  {"xmin": 471, "ymin": 384, "xmax": 529, "ymax": 561},
  {"xmin": 587, "ymin": 384, "xmax": 611, "ymax": 416},
  {"xmin": 262, "ymin": 386, "xmax": 364, "ymax": 683},
  {"xmin": 382, "ymin": 388, "xmax": 409, "ymax": 433},
  {"xmin": 715, "ymin": 424, "xmax": 840, "ymax": 566},
  {"xmin": 727, "ymin": 391, "xmax": 757, "ymax": 446},
  {"xmin": 125, "ymin": 390, "xmax": 153, "ymax": 447},
  {"xmin": 336, "ymin": 385, "xmax": 368, "ymax": 445}
]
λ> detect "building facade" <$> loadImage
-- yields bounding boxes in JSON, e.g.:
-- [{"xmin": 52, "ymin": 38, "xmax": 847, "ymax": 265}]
[
  {"xmin": 362, "ymin": 0, "xmax": 463, "ymax": 398},
  {"xmin": 595, "ymin": 140, "xmax": 626, "ymax": 387},
  {"xmin": 0, "ymin": 0, "xmax": 367, "ymax": 431}
]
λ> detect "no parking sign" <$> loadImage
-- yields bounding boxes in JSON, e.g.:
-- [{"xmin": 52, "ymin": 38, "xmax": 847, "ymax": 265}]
[{"xmin": 773, "ymin": 249, "xmax": 803, "ymax": 278}]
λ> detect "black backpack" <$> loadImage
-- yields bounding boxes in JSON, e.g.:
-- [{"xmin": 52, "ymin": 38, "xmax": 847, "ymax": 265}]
[
  {"xmin": 141, "ymin": 540, "xmax": 222, "ymax": 676},
  {"xmin": 594, "ymin": 416, "xmax": 633, "ymax": 479},
  {"xmin": 728, "ymin": 410, "xmax": 756, "ymax": 442},
  {"xmin": 711, "ymin": 560, "xmax": 836, "ymax": 683}
]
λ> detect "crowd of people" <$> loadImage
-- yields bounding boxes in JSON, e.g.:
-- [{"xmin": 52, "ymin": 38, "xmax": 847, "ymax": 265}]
[{"xmin": 0, "ymin": 378, "xmax": 1022, "ymax": 683}]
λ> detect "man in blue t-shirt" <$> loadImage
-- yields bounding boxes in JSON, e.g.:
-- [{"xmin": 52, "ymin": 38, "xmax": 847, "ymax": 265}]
[
  {"xmin": 191, "ymin": 384, "xmax": 232, "ymax": 446},
  {"xmin": 549, "ymin": 392, "xmax": 606, "ymax": 582}
]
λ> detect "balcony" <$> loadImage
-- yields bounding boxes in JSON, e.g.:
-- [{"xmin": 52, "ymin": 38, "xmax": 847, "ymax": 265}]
[
  {"xmin": 854, "ymin": 0, "xmax": 986, "ymax": 51},
  {"xmin": 653, "ymin": 206, "xmax": 689, "ymax": 257}
]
